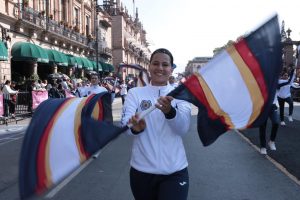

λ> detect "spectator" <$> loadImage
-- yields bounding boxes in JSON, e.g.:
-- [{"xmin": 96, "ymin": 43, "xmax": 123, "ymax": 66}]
[
  {"xmin": 27, "ymin": 80, "xmax": 36, "ymax": 112},
  {"xmin": 43, "ymin": 79, "xmax": 52, "ymax": 90},
  {"xmin": 74, "ymin": 82, "xmax": 82, "ymax": 97},
  {"xmin": 85, "ymin": 74, "xmax": 107, "ymax": 96},
  {"xmin": 61, "ymin": 78, "xmax": 69, "ymax": 90},
  {"xmin": 169, "ymin": 75, "xmax": 178, "ymax": 88},
  {"xmin": 9, "ymin": 82, "xmax": 18, "ymax": 117},
  {"xmin": 35, "ymin": 80, "xmax": 42, "ymax": 90},
  {"xmin": 57, "ymin": 84, "xmax": 66, "ymax": 98},
  {"xmin": 2, "ymin": 80, "xmax": 18, "ymax": 117},
  {"xmin": 119, "ymin": 80, "xmax": 128, "ymax": 105},
  {"xmin": 79, "ymin": 81, "xmax": 89, "ymax": 97}
]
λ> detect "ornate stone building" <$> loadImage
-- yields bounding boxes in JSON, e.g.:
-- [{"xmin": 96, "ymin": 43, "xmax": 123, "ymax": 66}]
[
  {"xmin": 185, "ymin": 21, "xmax": 299, "ymax": 77},
  {"xmin": 0, "ymin": 0, "xmax": 113, "ymax": 83},
  {"xmin": 103, "ymin": 0, "xmax": 151, "ymax": 79},
  {"xmin": 185, "ymin": 57, "xmax": 212, "ymax": 76},
  {"xmin": 281, "ymin": 21, "xmax": 298, "ymax": 68}
]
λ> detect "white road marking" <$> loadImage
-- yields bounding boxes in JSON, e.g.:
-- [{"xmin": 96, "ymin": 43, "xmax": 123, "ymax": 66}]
[
  {"xmin": 0, "ymin": 130, "xmax": 26, "ymax": 146},
  {"xmin": 45, "ymin": 157, "xmax": 95, "ymax": 199}
]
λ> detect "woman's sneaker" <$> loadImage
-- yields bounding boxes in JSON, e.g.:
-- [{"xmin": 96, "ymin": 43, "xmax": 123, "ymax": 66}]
[
  {"xmin": 288, "ymin": 116, "xmax": 293, "ymax": 122},
  {"xmin": 280, "ymin": 121, "xmax": 286, "ymax": 126},
  {"xmin": 268, "ymin": 141, "xmax": 276, "ymax": 150},
  {"xmin": 260, "ymin": 148, "xmax": 267, "ymax": 155}
]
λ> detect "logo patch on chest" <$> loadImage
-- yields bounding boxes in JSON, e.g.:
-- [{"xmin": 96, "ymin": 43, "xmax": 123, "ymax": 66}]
[{"xmin": 140, "ymin": 100, "xmax": 152, "ymax": 111}]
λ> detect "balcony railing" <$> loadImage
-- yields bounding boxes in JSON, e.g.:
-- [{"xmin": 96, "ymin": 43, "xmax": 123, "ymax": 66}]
[
  {"xmin": 16, "ymin": 5, "xmax": 89, "ymax": 47},
  {"xmin": 100, "ymin": 47, "xmax": 112, "ymax": 56},
  {"xmin": 47, "ymin": 20, "xmax": 64, "ymax": 35},
  {"xmin": 46, "ymin": 19, "xmax": 88, "ymax": 45},
  {"xmin": 21, "ymin": 7, "xmax": 46, "ymax": 28}
]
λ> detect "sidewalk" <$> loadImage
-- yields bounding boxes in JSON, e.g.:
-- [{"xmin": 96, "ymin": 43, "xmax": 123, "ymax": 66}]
[{"xmin": 0, "ymin": 117, "xmax": 30, "ymax": 135}]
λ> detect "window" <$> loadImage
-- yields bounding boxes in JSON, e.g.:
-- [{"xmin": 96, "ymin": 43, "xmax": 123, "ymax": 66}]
[
  {"xmin": 60, "ymin": 0, "xmax": 66, "ymax": 22},
  {"xmin": 86, "ymin": 15, "xmax": 90, "ymax": 35},
  {"xmin": 74, "ymin": 7, "xmax": 80, "ymax": 26}
]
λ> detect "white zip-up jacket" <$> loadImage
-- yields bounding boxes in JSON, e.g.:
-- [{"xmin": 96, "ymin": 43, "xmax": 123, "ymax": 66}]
[
  {"xmin": 86, "ymin": 85, "xmax": 107, "ymax": 96},
  {"xmin": 278, "ymin": 70, "xmax": 296, "ymax": 99},
  {"xmin": 121, "ymin": 84, "xmax": 191, "ymax": 175}
]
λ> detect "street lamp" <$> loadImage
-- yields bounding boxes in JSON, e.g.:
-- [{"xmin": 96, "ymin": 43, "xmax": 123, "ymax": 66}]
[{"xmin": 94, "ymin": 0, "xmax": 99, "ymax": 74}]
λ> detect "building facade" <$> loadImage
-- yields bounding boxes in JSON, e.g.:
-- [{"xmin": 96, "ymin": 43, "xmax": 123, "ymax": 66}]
[
  {"xmin": 185, "ymin": 57, "xmax": 212, "ymax": 76},
  {"xmin": 0, "ymin": 0, "xmax": 113, "ymax": 84},
  {"xmin": 103, "ymin": 0, "xmax": 150, "ymax": 79}
]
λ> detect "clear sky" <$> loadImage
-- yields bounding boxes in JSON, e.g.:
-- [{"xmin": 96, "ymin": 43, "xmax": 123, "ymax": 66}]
[{"xmin": 118, "ymin": 0, "xmax": 300, "ymax": 73}]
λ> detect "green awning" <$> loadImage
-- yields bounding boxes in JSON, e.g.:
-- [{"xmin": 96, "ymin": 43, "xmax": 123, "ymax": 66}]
[
  {"xmin": 66, "ymin": 55, "xmax": 83, "ymax": 68},
  {"xmin": 46, "ymin": 49, "xmax": 68, "ymax": 66},
  {"xmin": 91, "ymin": 61, "xmax": 103, "ymax": 72},
  {"xmin": 100, "ymin": 61, "xmax": 108, "ymax": 72},
  {"xmin": 79, "ymin": 57, "xmax": 93, "ymax": 70},
  {"xmin": 100, "ymin": 61, "xmax": 114, "ymax": 72},
  {"xmin": 107, "ymin": 63, "xmax": 114, "ymax": 72},
  {"xmin": 11, "ymin": 42, "xmax": 49, "ymax": 63},
  {"xmin": 0, "ymin": 42, "xmax": 8, "ymax": 61}
]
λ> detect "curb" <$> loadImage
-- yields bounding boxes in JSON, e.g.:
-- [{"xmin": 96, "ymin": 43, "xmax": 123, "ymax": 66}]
[{"xmin": 0, "ymin": 125, "xmax": 28, "ymax": 135}]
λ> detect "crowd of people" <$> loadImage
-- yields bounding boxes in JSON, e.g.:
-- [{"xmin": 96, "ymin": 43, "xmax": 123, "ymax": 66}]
[{"xmin": 0, "ymin": 72, "xmax": 143, "ymax": 119}]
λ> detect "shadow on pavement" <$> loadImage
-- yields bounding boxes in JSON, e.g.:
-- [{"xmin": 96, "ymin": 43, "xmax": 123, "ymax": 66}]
[{"xmin": 240, "ymin": 118, "xmax": 300, "ymax": 181}]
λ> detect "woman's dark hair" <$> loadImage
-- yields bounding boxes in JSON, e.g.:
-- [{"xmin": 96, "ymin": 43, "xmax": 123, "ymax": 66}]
[{"xmin": 150, "ymin": 48, "xmax": 173, "ymax": 66}]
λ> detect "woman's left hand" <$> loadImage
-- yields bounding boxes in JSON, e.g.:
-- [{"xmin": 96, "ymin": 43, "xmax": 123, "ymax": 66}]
[{"xmin": 155, "ymin": 96, "xmax": 174, "ymax": 114}]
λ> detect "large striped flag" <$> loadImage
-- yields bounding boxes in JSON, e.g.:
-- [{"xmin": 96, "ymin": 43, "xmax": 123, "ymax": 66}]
[
  {"xmin": 118, "ymin": 63, "xmax": 150, "ymax": 86},
  {"xmin": 19, "ymin": 92, "xmax": 126, "ymax": 199},
  {"xmin": 169, "ymin": 15, "xmax": 282, "ymax": 146},
  {"xmin": 137, "ymin": 69, "xmax": 150, "ymax": 87}
]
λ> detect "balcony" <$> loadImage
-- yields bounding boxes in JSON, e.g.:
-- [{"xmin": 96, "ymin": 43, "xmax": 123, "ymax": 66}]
[
  {"xmin": 99, "ymin": 47, "xmax": 112, "ymax": 58},
  {"xmin": 46, "ymin": 20, "xmax": 88, "ymax": 46},
  {"xmin": 100, "ymin": 19, "xmax": 111, "ymax": 28},
  {"xmin": 15, "ymin": 5, "xmax": 89, "ymax": 47},
  {"xmin": 47, "ymin": 20, "xmax": 64, "ymax": 35},
  {"xmin": 20, "ymin": 7, "xmax": 46, "ymax": 29}
]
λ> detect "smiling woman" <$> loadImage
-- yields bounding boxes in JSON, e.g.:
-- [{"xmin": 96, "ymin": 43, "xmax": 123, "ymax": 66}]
[
  {"xmin": 121, "ymin": 48, "xmax": 192, "ymax": 200},
  {"xmin": 149, "ymin": 48, "xmax": 174, "ymax": 86}
]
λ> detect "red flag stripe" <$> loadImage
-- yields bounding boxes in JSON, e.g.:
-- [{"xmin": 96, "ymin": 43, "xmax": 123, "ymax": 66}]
[
  {"xmin": 183, "ymin": 74, "xmax": 229, "ymax": 129},
  {"xmin": 234, "ymin": 39, "xmax": 268, "ymax": 102},
  {"xmin": 36, "ymin": 98, "xmax": 74, "ymax": 194}
]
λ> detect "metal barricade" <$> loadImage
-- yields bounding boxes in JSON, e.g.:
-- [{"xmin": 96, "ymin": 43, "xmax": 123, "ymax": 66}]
[
  {"xmin": 0, "ymin": 91, "xmax": 32, "ymax": 125},
  {"xmin": 15, "ymin": 91, "xmax": 32, "ymax": 117}
]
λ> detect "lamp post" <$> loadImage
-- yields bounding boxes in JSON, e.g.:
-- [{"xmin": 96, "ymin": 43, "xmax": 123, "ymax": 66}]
[{"xmin": 94, "ymin": 0, "xmax": 99, "ymax": 74}]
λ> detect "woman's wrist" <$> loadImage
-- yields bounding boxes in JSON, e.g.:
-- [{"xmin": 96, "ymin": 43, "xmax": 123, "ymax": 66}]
[
  {"xmin": 164, "ymin": 106, "xmax": 176, "ymax": 119},
  {"xmin": 130, "ymin": 128, "xmax": 144, "ymax": 135}
]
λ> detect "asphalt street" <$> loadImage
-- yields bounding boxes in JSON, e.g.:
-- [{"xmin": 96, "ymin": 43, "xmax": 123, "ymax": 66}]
[
  {"xmin": 240, "ymin": 102, "xmax": 300, "ymax": 182},
  {"xmin": 0, "ymin": 99, "xmax": 300, "ymax": 200}
]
